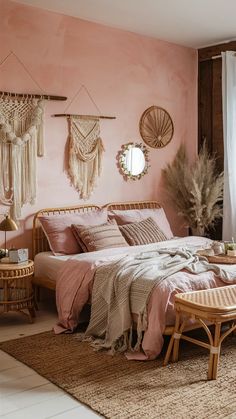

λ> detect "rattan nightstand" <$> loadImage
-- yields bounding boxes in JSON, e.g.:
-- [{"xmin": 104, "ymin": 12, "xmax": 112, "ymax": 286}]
[{"xmin": 0, "ymin": 260, "xmax": 35, "ymax": 323}]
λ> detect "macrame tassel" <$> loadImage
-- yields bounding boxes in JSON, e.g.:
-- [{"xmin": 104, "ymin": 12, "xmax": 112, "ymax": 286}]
[
  {"xmin": 37, "ymin": 105, "xmax": 44, "ymax": 157},
  {"xmin": 11, "ymin": 144, "xmax": 22, "ymax": 220},
  {"xmin": 68, "ymin": 117, "xmax": 104, "ymax": 200},
  {"xmin": 27, "ymin": 129, "xmax": 37, "ymax": 204},
  {"xmin": 0, "ymin": 143, "xmax": 12, "ymax": 205}
]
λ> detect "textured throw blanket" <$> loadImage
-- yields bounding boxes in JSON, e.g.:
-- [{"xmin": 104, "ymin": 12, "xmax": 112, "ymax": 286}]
[{"xmin": 85, "ymin": 248, "xmax": 236, "ymax": 353}]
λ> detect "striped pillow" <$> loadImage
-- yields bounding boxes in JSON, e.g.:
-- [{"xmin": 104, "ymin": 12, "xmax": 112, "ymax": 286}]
[
  {"xmin": 119, "ymin": 217, "xmax": 167, "ymax": 246},
  {"xmin": 72, "ymin": 220, "xmax": 129, "ymax": 252}
]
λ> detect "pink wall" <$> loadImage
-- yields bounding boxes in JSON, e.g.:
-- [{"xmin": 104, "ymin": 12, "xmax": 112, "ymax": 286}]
[{"xmin": 0, "ymin": 0, "xmax": 198, "ymax": 254}]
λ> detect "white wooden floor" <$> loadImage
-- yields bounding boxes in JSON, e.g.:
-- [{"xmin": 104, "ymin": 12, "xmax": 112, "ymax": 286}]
[{"xmin": 0, "ymin": 300, "xmax": 100, "ymax": 418}]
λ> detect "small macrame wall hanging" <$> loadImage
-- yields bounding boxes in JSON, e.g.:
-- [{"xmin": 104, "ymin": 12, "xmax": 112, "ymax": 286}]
[
  {"xmin": 68, "ymin": 116, "xmax": 104, "ymax": 199},
  {"xmin": 54, "ymin": 85, "xmax": 115, "ymax": 200},
  {"xmin": 0, "ymin": 51, "xmax": 66, "ymax": 219}
]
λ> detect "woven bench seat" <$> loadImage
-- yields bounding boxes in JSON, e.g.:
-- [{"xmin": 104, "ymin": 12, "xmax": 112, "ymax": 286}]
[{"xmin": 164, "ymin": 285, "xmax": 236, "ymax": 380}]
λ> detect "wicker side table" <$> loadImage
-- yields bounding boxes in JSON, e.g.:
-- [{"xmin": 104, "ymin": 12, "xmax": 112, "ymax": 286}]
[{"xmin": 0, "ymin": 260, "xmax": 35, "ymax": 323}]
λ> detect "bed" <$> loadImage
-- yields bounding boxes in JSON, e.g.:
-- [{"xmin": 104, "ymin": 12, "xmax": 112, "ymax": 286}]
[
  {"xmin": 32, "ymin": 200, "xmax": 161, "ymax": 290},
  {"xmin": 32, "ymin": 200, "xmax": 236, "ymax": 360}
]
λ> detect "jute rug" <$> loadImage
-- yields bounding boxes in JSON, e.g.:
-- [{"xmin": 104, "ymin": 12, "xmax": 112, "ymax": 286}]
[{"xmin": 1, "ymin": 331, "xmax": 236, "ymax": 419}]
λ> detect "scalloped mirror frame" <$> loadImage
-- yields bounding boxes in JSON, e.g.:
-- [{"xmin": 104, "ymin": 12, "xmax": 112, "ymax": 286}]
[{"xmin": 117, "ymin": 142, "xmax": 150, "ymax": 181}]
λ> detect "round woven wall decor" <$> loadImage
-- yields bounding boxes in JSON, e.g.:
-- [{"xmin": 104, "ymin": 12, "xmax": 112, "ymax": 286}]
[{"xmin": 139, "ymin": 106, "xmax": 174, "ymax": 148}]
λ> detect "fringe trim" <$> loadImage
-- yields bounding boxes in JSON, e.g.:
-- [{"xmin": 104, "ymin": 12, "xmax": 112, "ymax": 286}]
[
  {"xmin": 0, "ymin": 97, "xmax": 44, "ymax": 219},
  {"xmin": 84, "ymin": 309, "xmax": 148, "ymax": 355}
]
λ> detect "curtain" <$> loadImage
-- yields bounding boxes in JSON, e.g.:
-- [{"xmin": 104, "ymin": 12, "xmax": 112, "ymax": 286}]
[{"xmin": 222, "ymin": 51, "xmax": 236, "ymax": 240}]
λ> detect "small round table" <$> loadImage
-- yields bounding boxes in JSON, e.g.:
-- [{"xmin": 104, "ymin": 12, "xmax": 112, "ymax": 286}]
[{"xmin": 0, "ymin": 260, "xmax": 35, "ymax": 323}]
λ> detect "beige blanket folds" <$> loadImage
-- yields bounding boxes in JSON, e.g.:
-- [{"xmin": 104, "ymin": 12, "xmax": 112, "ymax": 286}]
[{"xmin": 85, "ymin": 248, "xmax": 236, "ymax": 353}]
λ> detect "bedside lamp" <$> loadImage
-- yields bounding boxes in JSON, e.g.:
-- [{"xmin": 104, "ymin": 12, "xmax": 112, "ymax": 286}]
[{"xmin": 0, "ymin": 215, "xmax": 18, "ymax": 257}]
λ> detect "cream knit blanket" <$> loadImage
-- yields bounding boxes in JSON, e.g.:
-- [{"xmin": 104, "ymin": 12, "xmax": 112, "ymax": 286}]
[{"xmin": 85, "ymin": 248, "xmax": 236, "ymax": 353}]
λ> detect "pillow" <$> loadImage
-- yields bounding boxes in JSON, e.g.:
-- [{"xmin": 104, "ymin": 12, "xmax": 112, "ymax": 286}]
[
  {"xmin": 119, "ymin": 217, "xmax": 167, "ymax": 246},
  {"xmin": 108, "ymin": 207, "xmax": 173, "ymax": 239},
  {"xmin": 72, "ymin": 220, "xmax": 129, "ymax": 252},
  {"xmin": 39, "ymin": 208, "xmax": 108, "ymax": 255}
]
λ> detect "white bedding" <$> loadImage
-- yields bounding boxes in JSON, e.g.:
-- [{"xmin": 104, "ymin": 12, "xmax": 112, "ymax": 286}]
[
  {"xmin": 34, "ymin": 252, "xmax": 70, "ymax": 281},
  {"xmin": 34, "ymin": 236, "xmax": 214, "ymax": 283}
]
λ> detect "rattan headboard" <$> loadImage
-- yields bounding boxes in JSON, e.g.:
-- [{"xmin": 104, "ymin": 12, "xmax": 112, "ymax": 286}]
[
  {"xmin": 105, "ymin": 200, "xmax": 161, "ymax": 211},
  {"xmin": 32, "ymin": 204, "xmax": 100, "ymax": 258},
  {"xmin": 32, "ymin": 200, "xmax": 161, "ymax": 258}
]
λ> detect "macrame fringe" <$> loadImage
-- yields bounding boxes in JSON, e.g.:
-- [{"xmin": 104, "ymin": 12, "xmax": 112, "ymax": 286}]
[{"xmin": 0, "ymin": 97, "xmax": 44, "ymax": 219}]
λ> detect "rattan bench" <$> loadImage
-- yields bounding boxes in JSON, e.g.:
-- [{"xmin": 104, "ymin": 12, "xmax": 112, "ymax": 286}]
[{"xmin": 164, "ymin": 285, "xmax": 236, "ymax": 380}]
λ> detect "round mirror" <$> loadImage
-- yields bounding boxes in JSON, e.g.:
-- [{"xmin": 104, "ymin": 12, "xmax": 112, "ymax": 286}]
[{"xmin": 117, "ymin": 143, "xmax": 149, "ymax": 180}]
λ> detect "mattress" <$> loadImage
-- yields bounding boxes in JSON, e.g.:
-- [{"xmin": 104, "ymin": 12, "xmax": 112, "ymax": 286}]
[
  {"xmin": 34, "ymin": 252, "xmax": 71, "ymax": 282},
  {"xmin": 34, "ymin": 236, "xmax": 213, "ymax": 284}
]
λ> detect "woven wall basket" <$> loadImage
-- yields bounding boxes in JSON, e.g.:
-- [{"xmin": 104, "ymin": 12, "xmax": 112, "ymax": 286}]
[{"xmin": 139, "ymin": 105, "xmax": 174, "ymax": 148}]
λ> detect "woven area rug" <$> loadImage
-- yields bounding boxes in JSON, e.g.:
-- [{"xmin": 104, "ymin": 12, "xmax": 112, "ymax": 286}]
[{"xmin": 1, "ymin": 331, "xmax": 236, "ymax": 419}]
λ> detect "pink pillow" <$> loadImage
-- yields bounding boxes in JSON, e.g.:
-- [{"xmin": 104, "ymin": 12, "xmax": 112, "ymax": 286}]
[
  {"xmin": 39, "ymin": 208, "xmax": 108, "ymax": 255},
  {"xmin": 72, "ymin": 220, "xmax": 128, "ymax": 252},
  {"xmin": 108, "ymin": 208, "xmax": 173, "ymax": 239}
]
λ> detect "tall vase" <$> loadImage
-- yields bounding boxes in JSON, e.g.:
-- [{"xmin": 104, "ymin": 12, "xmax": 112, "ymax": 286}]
[{"xmin": 191, "ymin": 226, "xmax": 205, "ymax": 237}]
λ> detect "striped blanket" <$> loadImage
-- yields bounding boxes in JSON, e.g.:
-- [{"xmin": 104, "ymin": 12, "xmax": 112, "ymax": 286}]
[{"xmin": 85, "ymin": 248, "xmax": 235, "ymax": 353}]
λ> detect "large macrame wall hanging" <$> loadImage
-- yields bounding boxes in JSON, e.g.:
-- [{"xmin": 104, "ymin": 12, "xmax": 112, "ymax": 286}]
[
  {"xmin": 0, "ymin": 95, "xmax": 44, "ymax": 219},
  {"xmin": 54, "ymin": 84, "xmax": 115, "ymax": 200},
  {"xmin": 0, "ymin": 51, "xmax": 67, "ymax": 219},
  {"xmin": 68, "ymin": 116, "xmax": 104, "ymax": 200}
]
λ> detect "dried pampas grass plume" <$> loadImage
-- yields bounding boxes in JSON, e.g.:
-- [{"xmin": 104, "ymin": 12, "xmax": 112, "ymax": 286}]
[{"xmin": 162, "ymin": 143, "xmax": 224, "ymax": 235}]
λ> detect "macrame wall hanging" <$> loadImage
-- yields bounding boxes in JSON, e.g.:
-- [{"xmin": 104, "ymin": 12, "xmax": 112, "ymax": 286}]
[
  {"xmin": 54, "ymin": 85, "xmax": 115, "ymax": 200},
  {"xmin": 0, "ymin": 95, "xmax": 44, "ymax": 220},
  {"xmin": 68, "ymin": 117, "xmax": 104, "ymax": 199},
  {"xmin": 0, "ymin": 51, "xmax": 66, "ymax": 219}
]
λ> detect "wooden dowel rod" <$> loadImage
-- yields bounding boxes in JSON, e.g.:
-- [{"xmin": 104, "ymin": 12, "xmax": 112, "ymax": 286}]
[
  {"xmin": 181, "ymin": 335, "xmax": 210, "ymax": 350},
  {"xmin": 0, "ymin": 91, "xmax": 67, "ymax": 101},
  {"xmin": 53, "ymin": 113, "xmax": 116, "ymax": 119}
]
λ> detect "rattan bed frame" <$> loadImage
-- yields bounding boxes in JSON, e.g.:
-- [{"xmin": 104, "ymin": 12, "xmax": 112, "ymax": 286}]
[
  {"xmin": 32, "ymin": 200, "xmax": 160, "ymax": 291},
  {"xmin": 32, "ymin": 200, "xmax": 204, "ymax": 336}
]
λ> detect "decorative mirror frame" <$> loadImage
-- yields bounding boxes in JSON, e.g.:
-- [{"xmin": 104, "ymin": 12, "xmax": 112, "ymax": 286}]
[{"xmin": 117, "ymin": 142, "xmax": 150, "ymax": 181}]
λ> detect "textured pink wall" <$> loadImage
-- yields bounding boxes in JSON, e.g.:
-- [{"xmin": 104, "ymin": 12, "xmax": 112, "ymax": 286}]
[{"xmin": 0, "ymin": 0, "xmax": 197, "ymax": 254}]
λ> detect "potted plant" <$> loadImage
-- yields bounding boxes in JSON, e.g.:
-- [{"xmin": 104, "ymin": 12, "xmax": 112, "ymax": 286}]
[{"xmin": 162, "ymin": 143, "xmax": 224, "ymax": 236}]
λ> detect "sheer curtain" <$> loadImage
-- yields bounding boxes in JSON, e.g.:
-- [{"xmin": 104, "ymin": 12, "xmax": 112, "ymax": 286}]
[{"xmin": 222, "ymin": 51, "xmax": 236, "ymax": 240}]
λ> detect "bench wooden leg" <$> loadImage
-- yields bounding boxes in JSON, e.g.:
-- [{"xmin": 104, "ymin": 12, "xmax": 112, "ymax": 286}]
[
  {"xmin": 163, "ymin": 334, "xmax": 175, "ymax": 366},
  {"xmin": 164, "ymin": 311, "xmax": 181, "ymax": 365},
  {"xmin": 207, "ymin": 350, "xmax": 214, "ymax": 380},
  {"xmin": 211, "ymin": 322, "xmax": 221, "ymax": 380},
  {"xmin": 172, "ymin": 312, "xmax": 182, "ymax": 362}
]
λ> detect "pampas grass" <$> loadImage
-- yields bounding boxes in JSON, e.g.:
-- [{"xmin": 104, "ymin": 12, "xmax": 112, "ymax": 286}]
[{"xmin": 162, "ymin": 143, "xmax": 224, "ymax": 235}]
